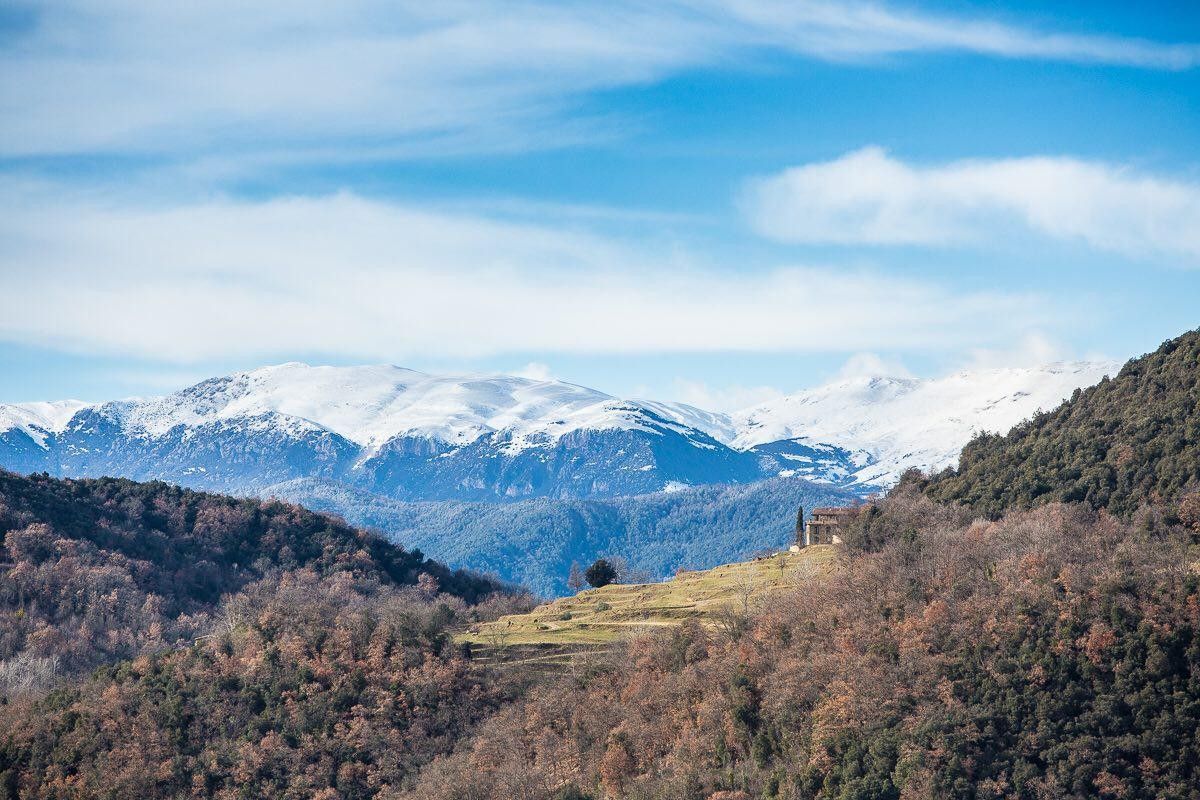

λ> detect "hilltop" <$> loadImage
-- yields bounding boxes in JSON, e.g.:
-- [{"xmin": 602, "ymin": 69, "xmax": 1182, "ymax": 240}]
[
  {"xmin": 461, "ymin": 546, "xmax": 837, "ymax": 653},
  {"xmin": 0, "ymin": 470, "xmax": 506, "ymax": 682},
  {"xmin": 0, "ymin": 471, "xmax": 528, "ymax": 797}
]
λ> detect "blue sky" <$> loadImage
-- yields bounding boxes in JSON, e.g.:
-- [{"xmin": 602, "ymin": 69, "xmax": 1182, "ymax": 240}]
[{"xmin": 1, "ymin": 0, "xmax": 1198, "ymax": 408}]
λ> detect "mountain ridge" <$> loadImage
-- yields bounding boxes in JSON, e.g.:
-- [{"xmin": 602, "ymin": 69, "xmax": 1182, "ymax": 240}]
[{"xmin": 0, "ymin": 359, "xmax": 1116, "ymax": 500}]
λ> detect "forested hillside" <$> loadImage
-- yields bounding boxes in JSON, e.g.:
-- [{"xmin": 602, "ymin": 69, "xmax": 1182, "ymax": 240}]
[
  {"xmin": 0, "ymin": 471, "xmax": 506, "ymax": 683},
  {"xmin": 4, "ymin": 331, "xmax": 1200, "ymax": 800},
  {"xmin": 407, "ymin": 489, "xmax": 1200, "ymax": 800},
  {"xmin": 923, "ymin": 329, "xmax": 1200, "ymax": 518},
  {"xmin": 0, "ymin": 471, "xmax": 531, "ymax": 797},
  {"xmin": 1, "ymin": 571, "xmax": 520, "ymax": 798}
]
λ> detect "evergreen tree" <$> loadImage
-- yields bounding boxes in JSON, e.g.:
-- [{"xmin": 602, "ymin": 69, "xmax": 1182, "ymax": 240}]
[{"xmin": 584, "ymin": 558, "xmax": 617, "ymax": 588}]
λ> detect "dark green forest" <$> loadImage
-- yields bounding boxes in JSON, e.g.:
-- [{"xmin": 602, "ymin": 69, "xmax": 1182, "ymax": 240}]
[{"xmin": 924, "ymin": 329, "xmax": 1200, "ymax": 518}]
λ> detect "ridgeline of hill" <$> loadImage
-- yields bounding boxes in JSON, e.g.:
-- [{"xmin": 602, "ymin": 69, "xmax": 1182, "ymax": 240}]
[
  {"xmin": 923, "ymin": 329, "xmax": 1200, "ymax": 518},
  {"xmin": 0, "ymin": 471, "xmax": 532, "ymax": 798},
  {"xmin": 0, "ymin": 470, "xmax": 507, "ymax": 680}
]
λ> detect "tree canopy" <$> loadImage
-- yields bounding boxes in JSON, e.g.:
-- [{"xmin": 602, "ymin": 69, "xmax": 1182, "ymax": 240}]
[
  {"xmin": 585, "ymin": 558, "xmax": 617, "ymax": 588},
  {"xmin": 923, "ymin": 329, "xmax": 1200, "ymax": 518}
]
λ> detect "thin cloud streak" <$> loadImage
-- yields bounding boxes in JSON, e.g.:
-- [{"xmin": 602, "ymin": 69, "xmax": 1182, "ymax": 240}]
[
  {"xmin": 0, "ymin": 187, "xmax": 1057, "ymax": 363},
  {"xmin": 1, "ymin": 1, "xmax": 1197, "ymax": 160},
  {"xmin": 718, "ymin": 0, "xmax": 1200, "ymax": 67}
]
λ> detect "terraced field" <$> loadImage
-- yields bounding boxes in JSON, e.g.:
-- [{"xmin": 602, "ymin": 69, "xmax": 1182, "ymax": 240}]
[{"xmin": 460, "ymin": 545, "xmax": 837, "ymax": 655}]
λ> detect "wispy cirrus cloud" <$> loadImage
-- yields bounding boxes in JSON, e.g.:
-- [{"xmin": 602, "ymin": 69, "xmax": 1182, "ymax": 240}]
[
  {"xmin": 0, "ymin": 184, "xmax": 1060, "ymax": 363},
  {"xmin": 1, "ymin": 1, "xmax": 1197, "ymax": 161},
  {"xmin": 742, "ymin": 147, "xmax": 1200, "ymax": 262}
]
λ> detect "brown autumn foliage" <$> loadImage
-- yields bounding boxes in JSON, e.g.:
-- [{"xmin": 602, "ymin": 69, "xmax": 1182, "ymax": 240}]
[
  {"xmin": 0, "ymin": 471, "xmax": 513, "ymax": 687},
  {"xmin": 0, "ymin": 569, "xmax": 524, "ymax": 799},
  {"xmin": 4, "ymin": 474, "xmax": 1200, "ymax": 799},
  {"xmin": 404, "ymin": 487, "xmax": 1200, "ymax": 800}
]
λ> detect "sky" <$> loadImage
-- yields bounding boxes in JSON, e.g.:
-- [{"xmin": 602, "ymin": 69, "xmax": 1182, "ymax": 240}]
[{"xmin": 1, "ymin": 0, "xmax": 1199, "ymax": 409}]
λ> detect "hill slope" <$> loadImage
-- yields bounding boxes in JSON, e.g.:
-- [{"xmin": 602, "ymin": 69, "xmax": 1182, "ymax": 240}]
[
  {"xmin": 410, "ymin": 495, "xmax": 1200, "ymax": 800},
  {"xmin": 461, "ymin": 545, "xmax": 837, "ymax": 649},
  {"xmin": 0, "ymin": 470, "xmax": 503, "ymax": 680},
  {"xmin": 924, "ymin": 330, "xmax": 1200, "ymax": 517}
]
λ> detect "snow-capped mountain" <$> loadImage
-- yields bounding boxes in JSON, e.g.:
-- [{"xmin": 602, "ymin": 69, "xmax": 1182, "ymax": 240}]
[
  {"xmin": 731, "ymin": 361, "xmax": 1120, "ymax": 486},
  {"xmin": 0, "ymin": 360, "xmax": 1116, "ymax": 500},
  {"xmin": 0, "ymin": 364, "xmax": 764, "ymax": 500},
  {"xmin": 104, "ymin": 363, "xmax": 720, "ymax": 452},
  {"xmin": 0, "ymin": 400, "xmax": 90, "ymax": 447}
]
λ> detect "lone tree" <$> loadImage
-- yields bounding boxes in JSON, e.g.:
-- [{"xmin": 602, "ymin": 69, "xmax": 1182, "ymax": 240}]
[
  {"xmin": 585, "ymin": 558, "xmax": 618, "ymax": 588},
  {"xmin": 566, "ymin": 561, "xmax": 585, "ymax": 593}
]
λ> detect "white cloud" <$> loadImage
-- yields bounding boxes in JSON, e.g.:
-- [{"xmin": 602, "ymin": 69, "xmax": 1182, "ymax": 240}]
[
  {"xmin": 0, "ymin": 185, "xmax": 1057, "ymax": 363},
  {"xmin": 964, "ymin": 332, "xmax": 1070, "ymax": 371},
  {"xmin": 724, "ymin": 1, "xmax": 1200, "ymax": 67},
  {"xmin": 835, "ymin": 352, "xmax": 913, "ymax": 380},
  {"xmin": 670, "ymin": 380, "xmax": 785, "ymax": 413},
  {"xmin": 514, "ymin": 362, "xmax": 555, "ymax": 381},
  {"xmin": 1, "ymin": 2, "xmax": 1197, "ymax": 159},
  {"xmin": 742, "ymin": 147, "xmax": 1200, "ymax": 261}
]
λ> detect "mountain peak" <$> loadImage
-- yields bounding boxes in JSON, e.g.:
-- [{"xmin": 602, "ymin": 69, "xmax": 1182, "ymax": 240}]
[{"xmin": 730, "ymin": 359, "xmax": 1118, "ymax": 485}]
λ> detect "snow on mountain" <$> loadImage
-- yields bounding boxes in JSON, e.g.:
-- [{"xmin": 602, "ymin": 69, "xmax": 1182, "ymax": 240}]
[
  {"xmin": 0, "ymin": 400, "xmax": 90, "ymax": 447},
  {"xmin": 0, "ymin": 364, "xmax": 749, "ymax": 501},
  {"xmin": 103, "ymin": 362, "xmax": 720, "ymax": 453},
  {"xmin": 0, "ymin": 359, "xmax": 1117, "ymax": 496},
  {"xmin": 632, "ymin": 400, "xmax": 738, "ymax": 444},
  {"xmin": 730, "ymin": 361, "xmax": 1120, "ymax": 486}
]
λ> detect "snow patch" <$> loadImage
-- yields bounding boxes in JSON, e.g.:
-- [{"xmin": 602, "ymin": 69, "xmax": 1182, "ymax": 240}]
[{"xmin": 0, "ymin": 400, "xmax": 90, "ymax": 448}]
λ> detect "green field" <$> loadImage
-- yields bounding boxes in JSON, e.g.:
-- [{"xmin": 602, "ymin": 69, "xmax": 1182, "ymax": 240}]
[{"xmin": 460, "ymin": 545, "xmax": 837, "ymax": 649}]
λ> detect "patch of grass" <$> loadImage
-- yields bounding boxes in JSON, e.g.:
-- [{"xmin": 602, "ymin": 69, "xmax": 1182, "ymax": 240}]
[{"xmin": 459, "ymin": 546, "xmax": 836, "ymax": 647}]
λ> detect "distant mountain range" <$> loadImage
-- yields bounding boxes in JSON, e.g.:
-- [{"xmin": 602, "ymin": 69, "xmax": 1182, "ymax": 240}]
[
  {"xmin": 0, "ymin": 360, "xmax": 1117, "ymax": 502},
  {"xmin": 0, "ymin": 359, "xmax": 1119, "ymax": 593}
]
